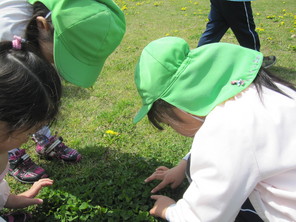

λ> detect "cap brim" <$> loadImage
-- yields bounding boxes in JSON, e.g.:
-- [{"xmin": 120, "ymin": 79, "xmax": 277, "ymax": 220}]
[
  {"xmin": 54, "ymin": 35, "xmax": 106, "ymax": 88},
  {"xmin": 133, "ymin": 104, "xmax": 153, "ymax": 124}
]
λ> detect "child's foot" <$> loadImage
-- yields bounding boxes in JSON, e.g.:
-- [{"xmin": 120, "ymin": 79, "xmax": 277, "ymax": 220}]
[
  {"xmin": 262, "ymin": 55, "xmax": 276, "ymax": 69},
  {"xmin": 8, "ymin": 149, "xmax": 48, "ymax": 183},
  {"xmin": 34, "ymin": 133, "xmax": 82, "ymax": 162},
  {"xmin": 2, "ymin": 212, "xmax": 32, "ymax": 222}
]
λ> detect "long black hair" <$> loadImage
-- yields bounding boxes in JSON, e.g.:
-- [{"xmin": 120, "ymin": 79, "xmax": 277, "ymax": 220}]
[
  {"xmin": 253, "ymin": 67, "xmax": 296, "ymax": 99},
  {"xmin": 0, "ymin": 40, "xmax": 62, "ymax": 134}
]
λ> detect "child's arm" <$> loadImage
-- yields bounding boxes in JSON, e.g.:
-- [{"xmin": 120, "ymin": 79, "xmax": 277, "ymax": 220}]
[
  {"xmin": 4, "ymin": 178, "xmax": 53, "ymax": 209},
  {"xmin": 145, "ymin": 159, "xmax": 187, "ymax": 193}
]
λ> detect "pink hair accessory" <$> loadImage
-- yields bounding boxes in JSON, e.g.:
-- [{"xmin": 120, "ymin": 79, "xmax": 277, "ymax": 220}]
[{"xmin": 12, "ymin": 35, "xmax": 25, "ymax": 50}]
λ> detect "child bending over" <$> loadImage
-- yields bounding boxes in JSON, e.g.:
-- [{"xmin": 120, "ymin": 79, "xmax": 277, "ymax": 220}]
[
  {"xmin": 133, "ymin": 37, "xmax": 296, "ymax": 221},
  {"xmin": 0, "ymin": 37, "xmax": 61, "ymax": 221}
]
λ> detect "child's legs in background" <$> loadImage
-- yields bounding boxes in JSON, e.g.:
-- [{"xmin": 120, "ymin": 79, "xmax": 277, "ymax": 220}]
[
  {"xmin": 198, "ymin": 0, "xmax": 229, "ymax": 47},
  {"xmin": 222, "ymin": 1, "xmax": 260, "ymax": 51}
]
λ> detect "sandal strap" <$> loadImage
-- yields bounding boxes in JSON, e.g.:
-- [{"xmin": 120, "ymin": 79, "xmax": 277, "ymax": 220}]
[{"xmin": 45, "ymin": 138, "xmax": 62, "ymax": 155}]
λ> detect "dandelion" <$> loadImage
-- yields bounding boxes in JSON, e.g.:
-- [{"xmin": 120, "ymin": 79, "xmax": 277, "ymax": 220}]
[
  {"xmin": 256, "ymin": 27, "xmax": 265, "ymax": 32},
  {"xmin": 181, "ymin": 7, "xmax": 187, "ymax": 11},
  {"xmin": 154, "ymin": 2, "xmax": 161, "ymax": 6},
  {"xmin": 280, "ymin": 21, "xmax": 285, "ymax": 26},
  {"xmin": 165, "ymin": 33, "xmax": 170, "ymax": 36},
  {"xmin": 267, "ymin": 37, "xmax": 273, "ymax": 40},
  {"xmin": 121, "ymin": 5, "xmax": 128, "ymax": 10},
  {"xmin": 105, "ymin": 130, "xmax": 119, "ymax": 135},
  {"xmin": 256, "ymin": 13, "xmax": 260, "ymax": 16}
]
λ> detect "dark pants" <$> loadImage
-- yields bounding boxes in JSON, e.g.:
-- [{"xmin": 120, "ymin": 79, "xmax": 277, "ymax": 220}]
[
  {"xmin": 198, "ymin": 0, "xmax": 260, "ymax": 51},
  {"xmin": 235, "ymin": 198, "xmax": 263, "ymax": 222}
]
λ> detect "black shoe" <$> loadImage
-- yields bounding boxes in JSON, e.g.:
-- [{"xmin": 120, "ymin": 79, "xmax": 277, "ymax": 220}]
[{"xmin": 262, "ymin": 56, "xmax": 276, "ymax": 68}]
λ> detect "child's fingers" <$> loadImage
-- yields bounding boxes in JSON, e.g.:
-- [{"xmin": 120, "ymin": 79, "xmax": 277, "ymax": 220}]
[
  {"xmin": 155, "ymin": 166, "xmax": 169, "ymax": 171},
  {"xmin": 144, "ymin": 174, "xmax": 156, "ymax": 183},
  {"xmin": 34, "ymin": 179, "xmax": 54, "ymax": 187},
  {"xmin": 34, "ymin": 178, "xmax": 54, "ymax": 184},
  {"xmin": 30, "ymin": 198, "xmax": 43, "ymax": 205},
  {"xmin": 145, "ymin": 170, "xmax": 166, "ymax": 183},
  {"xmin": 151, "ymin": 181, "xmax": 168, "ymax": 193},
  {"xmin": 150, "ymin": 195, "xmax": 162, "ymax": 200},
  {"xmin": 15, "ymin": 197, "xmax": 44, "ymax": 208}
]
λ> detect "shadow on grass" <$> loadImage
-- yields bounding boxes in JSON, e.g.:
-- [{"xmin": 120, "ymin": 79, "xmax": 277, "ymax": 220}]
[
  {"xmin": 61, "ymin": 84, "xmax": 91, "ymax": 100},
  {"xmin": 32, "ymin": 145, "xmax": 188, "ymax": 222}
]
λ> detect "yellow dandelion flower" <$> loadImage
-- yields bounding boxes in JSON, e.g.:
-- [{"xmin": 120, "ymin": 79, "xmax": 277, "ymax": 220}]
[
  {"xmin": 105, "ymin": 130, "xmax": 119, "ymax": 135},
  {"xmin": 256, "ymin": 13, "xmax": 260, "ymax": 16},
  {"xmin": 154, "ymin": 2, "xmax": 161, "ymax": 6},
  {"xmin": 165, "ymin": 33, "xmax": 170, "ymax": 36},
  {"xmin": 121, "ymin": 5, "xmax": 128, "ymax": 10},
  {"xmin": 181, "ymin": 7, "xmax": 187, "ymax": 11},
  {"xmin": 256, "ymin": 27, "xmax": 265, "ymax": 32}
]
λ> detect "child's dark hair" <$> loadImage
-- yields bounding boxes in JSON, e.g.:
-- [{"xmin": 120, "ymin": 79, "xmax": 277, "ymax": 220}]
[
  {"xmin": 25, "ymin": 2, "xmax": 53, "ymax": 51},
  {"xmin": 0, "ymin": 40, "xmax": 62, "ymax": 134},
  {"xmin": 253, "ymin": 68, "xmax": 296, "ymax": 99},
  {"xmin": 148, "ymin": 68, "xmax": 296, "ymax": 130}
]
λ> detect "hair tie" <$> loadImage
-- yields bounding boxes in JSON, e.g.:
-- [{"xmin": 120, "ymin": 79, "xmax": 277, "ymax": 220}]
[
  {"xmin": 12, "ymin": 35, "xmax": 25, "ymax": 50},
  {"xmin": 45, "ymin": 11, "xmax": 51, "ymax": 19}
]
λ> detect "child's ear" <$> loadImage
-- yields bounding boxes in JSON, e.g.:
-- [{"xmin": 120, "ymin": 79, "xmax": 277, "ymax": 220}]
[{"xmin": 36, "ymin": 16, "xmax": 51, "ymax": 32}]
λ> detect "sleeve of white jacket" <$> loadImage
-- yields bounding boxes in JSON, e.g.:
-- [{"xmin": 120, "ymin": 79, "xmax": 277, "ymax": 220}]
[
  {"xmin": 0, "ymin": 179, "xmax": 10, "ymax": 210},
  {"xmin": 166, "ymin": 99, "xmax": 263, "ymax": 222}
]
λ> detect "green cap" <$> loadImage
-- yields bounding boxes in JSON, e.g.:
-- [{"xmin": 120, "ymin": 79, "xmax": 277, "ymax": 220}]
[
  {"xmin": 133, "ymin": 37, "xmax": 263, "ymax": 123},
  {"xmin": 28, "ymin": 0, "xmax": 126, "ymax": 88}
]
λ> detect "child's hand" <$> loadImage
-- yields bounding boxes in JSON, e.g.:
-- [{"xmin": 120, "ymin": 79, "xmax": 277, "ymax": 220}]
[
  {"xmin": 145, "ymin": 160, "xmax": 187, "ymax": 193},
  {"xmin": 19, "ymin": 178, "xmax": 53, "ymax": 198},
  {"xmin": 150, "ymin": 195, "xmax": 176, "ymax": 219},
  {"xmin": 4, "ymin": 178, "xmax": 53, "ymax": 209}
]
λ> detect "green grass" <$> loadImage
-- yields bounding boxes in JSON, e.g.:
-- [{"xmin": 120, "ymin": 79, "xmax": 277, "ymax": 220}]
[{"xmin": 5, "ymin": 0, "xmax": 296, "ymax": 221}]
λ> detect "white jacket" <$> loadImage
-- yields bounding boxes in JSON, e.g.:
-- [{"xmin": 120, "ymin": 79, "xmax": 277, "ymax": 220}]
[{"xmin": 166, "ymin": 84, "xmax": 296, "ymax": 221}]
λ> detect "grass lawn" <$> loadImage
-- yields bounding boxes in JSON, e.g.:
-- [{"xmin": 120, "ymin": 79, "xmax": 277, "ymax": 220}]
[{"xmin": 5, "ymin": 0, "xmax": 296, "ymax": 221}]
